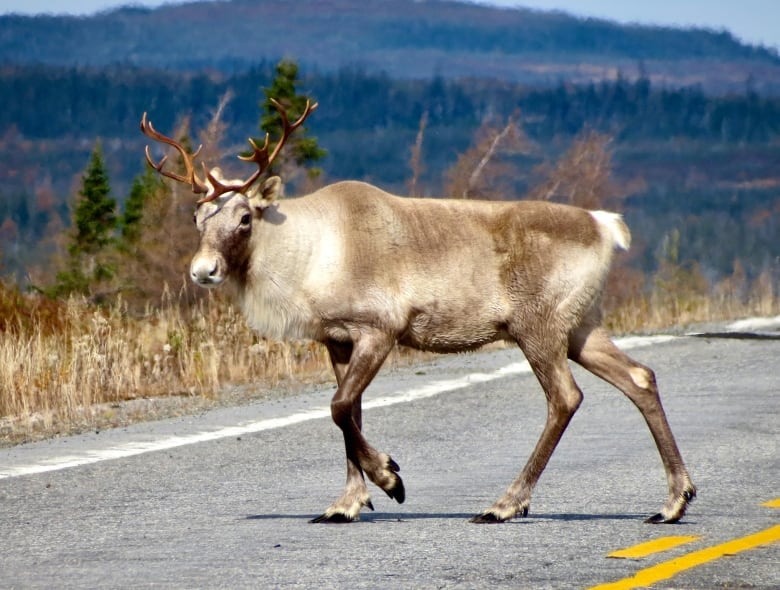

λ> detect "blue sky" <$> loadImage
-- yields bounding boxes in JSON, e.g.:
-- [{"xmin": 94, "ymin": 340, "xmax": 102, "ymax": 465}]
[{"xmin": 2, "ymin": 1, "xmax": 778, "ymax": 50}]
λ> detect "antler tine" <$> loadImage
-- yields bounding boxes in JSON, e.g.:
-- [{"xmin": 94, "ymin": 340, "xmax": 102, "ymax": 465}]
[
  {"xmin": 237, "ymin": 134, "xmax": 271, "ymax": 167},
  {"xmin": 195, "ymin": 164, "xmax": 245, "ymax": 205},
  {"xmin": 144, "ymin": 145, "xmax": 170, "ymax": 174},
  {"xmin": 266, "ymin": 98, "xmax": 319, "ymax": 165},
  {"xmin": 216, "ymin": 99, "xmax": 318, "ymax": 198},
  {"xmin": 140, "ymin": 111, "xmax": 208, "ymax": 194}
]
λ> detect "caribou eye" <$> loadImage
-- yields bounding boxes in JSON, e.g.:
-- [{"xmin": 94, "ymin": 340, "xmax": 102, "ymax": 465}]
[{"xmin": 240, "ymin": 213, "xmax": 252, "ymax": 226}]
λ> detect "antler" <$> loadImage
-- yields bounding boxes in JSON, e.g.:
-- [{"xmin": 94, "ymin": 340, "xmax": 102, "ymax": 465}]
[
  {"xmin": 141, "ymin": 99, "xmax": 318, "ymax": 204},
  {"xmin": 140, "ymin": 112, "xmax": 209, "ymax": 194},
  {"xmin": 197, "ymin": 98, "xmax": 319, "ymax": 204}
]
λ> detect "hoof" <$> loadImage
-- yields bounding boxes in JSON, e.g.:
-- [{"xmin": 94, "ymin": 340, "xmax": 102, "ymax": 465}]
[
  {"xmin": 470, "ymin": 503, "xmax": 528, "ymax": 524},
  {"xmin": 645, "ymin": 485, "xmax": 697, "ymax": 524},
  {"xmin": 645, "ymin": 509, "xmax": 688, "ymax": 524},
  {"xmin": 470, "ymin": 511, "xmax": 507, "ymax": 524},
  {"xmin": 384, "ymin": 477, "xmax": 406, "ymax": 504},
  {"xmin": 644, "ymin": 512, "xmax": 685, "ymax": 524},
  {"xmin": 379, "ymin": 456, "xmax": 405, "ymax": 504},
  {"xmin": 310, "ymin": 512, "xmax": 357, "ymax": 524},
  {"xmin": 644, "ymin": 512, "xmax": 669, "ymax": 524}
]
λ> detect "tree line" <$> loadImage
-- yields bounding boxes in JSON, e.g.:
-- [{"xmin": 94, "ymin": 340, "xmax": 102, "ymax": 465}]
[{"xmin": 2, "ymin": 63, "xmax": 779, "ymax": 146}]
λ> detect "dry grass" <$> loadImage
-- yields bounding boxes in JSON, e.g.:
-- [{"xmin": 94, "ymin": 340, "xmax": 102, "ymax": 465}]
[
  {"xmin": 0, "ymin": 289, "xmax": 333, "ymax": 444},
  {"xmin": 0, "ymin": 268, "xmax": 776, "ymax": 446},
  {"xmin": 604, "ymin": 265, "xmax": 778, "ymax": 334}
]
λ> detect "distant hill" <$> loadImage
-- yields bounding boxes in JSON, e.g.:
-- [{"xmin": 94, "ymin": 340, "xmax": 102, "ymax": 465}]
[{"xmin": 1, "ymin": 0, "xmax": 779, "ymax": 92}]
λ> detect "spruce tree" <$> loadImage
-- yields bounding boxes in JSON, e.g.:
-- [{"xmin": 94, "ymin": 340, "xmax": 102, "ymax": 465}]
[
  {"xmin": 120, "ymin": 165, "xmax": 163, "ymax": 246},
  {"xmin": 257, "ymin": 59, "xmax": 326, "ymax": 179},
  {"xmin": 72, "ymin": 143, "xmax": 116, "ymax": 258},
  {"xmin": 54, "ymin": 142, "xmax": 118, "ymax": 296}
]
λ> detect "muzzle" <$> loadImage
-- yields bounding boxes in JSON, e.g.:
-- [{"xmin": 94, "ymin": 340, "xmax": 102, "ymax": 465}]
[{"xmin": 190, "ymin": 252, "xmax": 225, "ymax": 287}]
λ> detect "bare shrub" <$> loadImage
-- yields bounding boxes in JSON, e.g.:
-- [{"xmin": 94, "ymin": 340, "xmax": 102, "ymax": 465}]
[
  {"xmin": 528, "ymin": 129, "xmax": 623, "ymax": 210},
  {"xmin": 443, "ymin": 111, "xmax": 532, "ymax": 200},
  {"xmin": 407, "ymin": 110, "xmax": 428, "ymax": 197}
]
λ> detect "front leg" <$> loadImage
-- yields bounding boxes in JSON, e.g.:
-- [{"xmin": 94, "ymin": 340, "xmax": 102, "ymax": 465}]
[
  {"xmin": 310, "ymin": 460, "xmax": 375, "ymax": 523},
  {"xmin": 311, "ymin": 332, "xmax": 405, "ymax": 523}
]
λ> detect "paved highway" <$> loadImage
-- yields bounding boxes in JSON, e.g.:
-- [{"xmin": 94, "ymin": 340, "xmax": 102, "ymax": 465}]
[{"xmin": 1, "ymin": 329, "xmax": 778, "ymax": 589}]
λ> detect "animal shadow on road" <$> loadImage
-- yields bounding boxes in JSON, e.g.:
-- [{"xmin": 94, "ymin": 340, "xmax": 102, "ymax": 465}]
[
  {"xmin": 242, "ymin": 512, "xmax": 648, "ymax": 523},
  {"xmin": 243, "ymin": 512, "xmax": 478, "ymax": 522}
]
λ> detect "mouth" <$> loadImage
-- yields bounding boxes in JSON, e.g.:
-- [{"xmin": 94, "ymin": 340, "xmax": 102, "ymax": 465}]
[{"xmin": 192, "ymin": 275, "xmax": 224, "ymax": 288}]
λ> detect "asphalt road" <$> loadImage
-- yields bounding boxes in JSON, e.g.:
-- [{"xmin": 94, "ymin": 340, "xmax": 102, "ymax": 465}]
[{"xmin": 1, "ymin": 329, "xmax": 778, "ymax": 589}]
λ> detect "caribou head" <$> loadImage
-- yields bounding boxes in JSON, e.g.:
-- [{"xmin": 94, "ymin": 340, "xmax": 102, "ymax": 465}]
[{"xmin": 140, "ymin": 99, "xmax": 317, "ymax": 287}]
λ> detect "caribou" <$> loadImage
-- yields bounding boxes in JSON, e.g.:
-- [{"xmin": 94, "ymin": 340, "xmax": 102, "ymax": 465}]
[{"xmin": 141, "ymin": 101, "xmax": 695, "ymax": 524}]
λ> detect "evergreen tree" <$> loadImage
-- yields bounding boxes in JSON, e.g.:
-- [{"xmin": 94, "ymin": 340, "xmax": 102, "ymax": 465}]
[
  {"xmin": 54, "ymin": 142, "xmax": 118, "ymax": 296},
  {"xmin": 120, "ymin": 165, "xmax": 163, "ymax": 246},
  {"xmin": 71, "ymin": 143, "xmax": 116, "ymax": 257},
  {"xmin": 257, "ymin": 59, "xmax": 326, "ymax": 180}
]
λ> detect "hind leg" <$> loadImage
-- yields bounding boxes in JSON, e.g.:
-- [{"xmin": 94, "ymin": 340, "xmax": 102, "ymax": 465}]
[
  {"xmin": 473, "ymin": 333, "xmax": 584, "ymax": 523},
  {"xmin": 569, "ymin": 327, "xmax": 696, "ymax": 523}
]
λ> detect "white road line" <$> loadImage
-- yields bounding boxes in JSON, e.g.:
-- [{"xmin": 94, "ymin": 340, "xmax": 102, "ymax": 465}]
[
  {"xmin": 0, "ymin": 335, "xmax": 676, "ymax": 480},
  {"xmin": 726, "ymin": 315, "xmax": 780, "ymax": 331}
]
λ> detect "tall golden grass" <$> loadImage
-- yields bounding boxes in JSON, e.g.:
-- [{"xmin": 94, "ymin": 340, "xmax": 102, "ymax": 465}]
[
  {"xmin": 604, "ymin": 262, "xmax": 777, "ymax": 334},
  {"xmin": 0, "ymin": 286, "xmax": 331, "ymax": 443},
  {"xmin": 0, "ymin": 265, "xmax": 776, "ymax": 445}
]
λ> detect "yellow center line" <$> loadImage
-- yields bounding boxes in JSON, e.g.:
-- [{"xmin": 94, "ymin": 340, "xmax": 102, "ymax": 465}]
[
  {"xmin": 761, "ymin": 498, "xmax": 780, "ymax": 508},
  {"xmin": 589, "ymin": 524, "xmax": 780, "ymax": 590},
  {"xmin": 607, "ymin": 535, "xmax": 701, "ymax": 559}
]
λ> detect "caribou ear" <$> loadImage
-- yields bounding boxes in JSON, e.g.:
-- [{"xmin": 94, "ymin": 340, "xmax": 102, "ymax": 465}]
[{"xmin": 248, "ymin": 176, "xmax": 283, "ymax": 211}]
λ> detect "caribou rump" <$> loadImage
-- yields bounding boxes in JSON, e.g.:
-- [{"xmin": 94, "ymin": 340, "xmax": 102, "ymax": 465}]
[{"xmin": 141, "ymin": 101, "xmax": 695, "ymax": 524}]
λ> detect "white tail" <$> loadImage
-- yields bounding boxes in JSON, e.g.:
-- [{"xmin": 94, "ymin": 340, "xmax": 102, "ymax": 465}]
[{"xmin": 590, "ymin": 210, "xmax": 631, "ymax": 251}]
